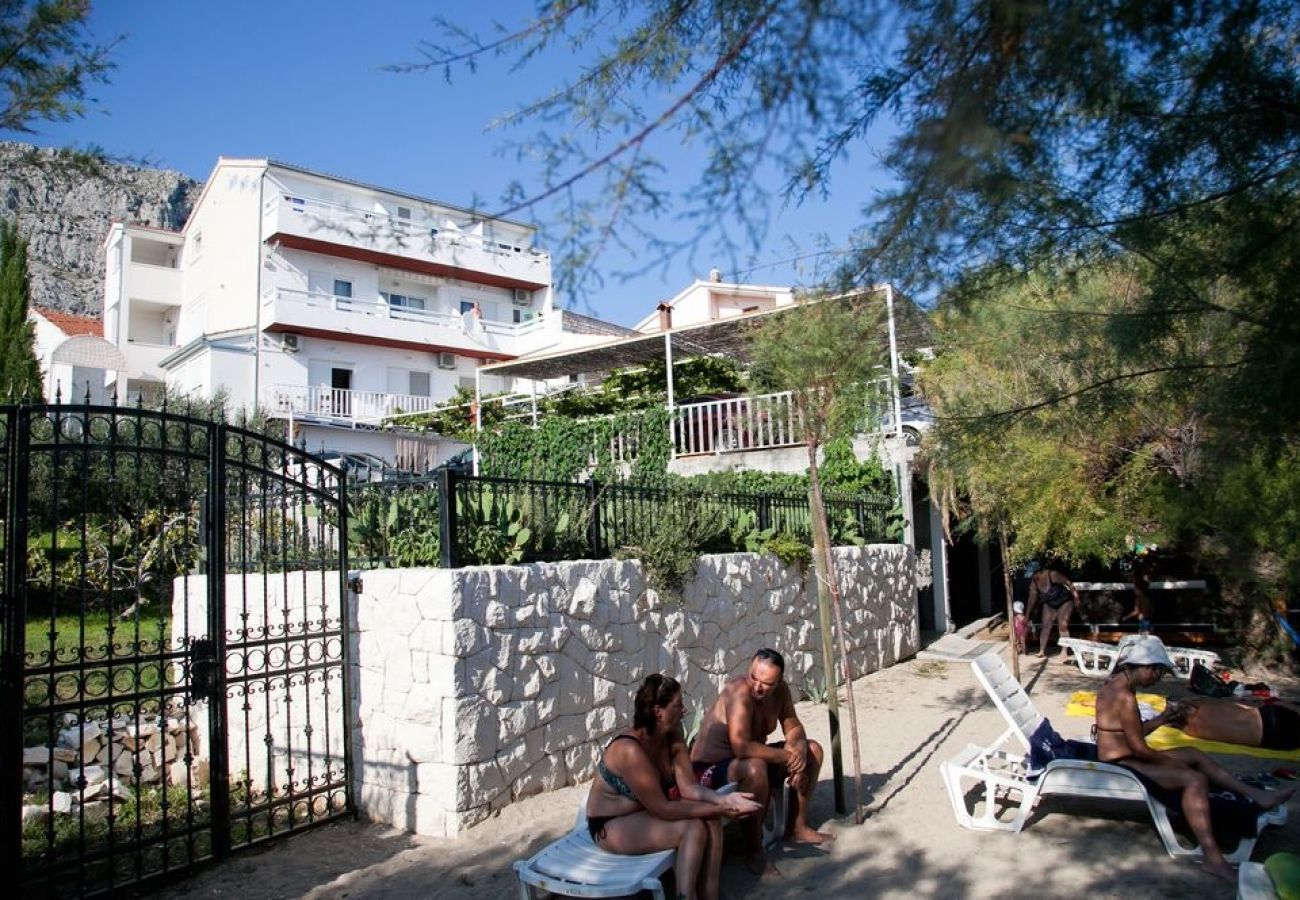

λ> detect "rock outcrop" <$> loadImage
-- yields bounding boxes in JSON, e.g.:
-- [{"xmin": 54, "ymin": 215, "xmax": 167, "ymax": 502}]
[{"xmin": 0, "ymin": 142, "xmax": 202, "ymax": 316}]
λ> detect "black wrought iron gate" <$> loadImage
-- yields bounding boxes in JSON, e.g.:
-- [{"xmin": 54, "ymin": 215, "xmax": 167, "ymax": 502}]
[{"xmin": 0, "ymin": 404, "xmax": 353, "ymax": 897}]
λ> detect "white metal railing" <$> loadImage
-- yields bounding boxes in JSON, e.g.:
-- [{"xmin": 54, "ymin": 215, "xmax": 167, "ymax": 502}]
[
  {"xmin": 672, "ymin": 390, "xmax": 805, "ymax": 456},
  {"xmin": 265, "ymin": 193, "xmax": 551, "ymax": 263},
  {"xmin": 264, "ymin": 384, "xmax": 443, "ymax": 424},
  {"xmin": 263, "ymin": 288, "xmax": 548, "ymax": 337}
]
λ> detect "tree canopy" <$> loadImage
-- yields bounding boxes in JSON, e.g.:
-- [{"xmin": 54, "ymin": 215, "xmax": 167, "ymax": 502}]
[{"xmin": 0, "ymin": 1, "xmax": 114, "ymax": 133}]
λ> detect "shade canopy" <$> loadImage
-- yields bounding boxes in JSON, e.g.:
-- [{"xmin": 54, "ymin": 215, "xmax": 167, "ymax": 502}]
[{"xmin": 51, "ymin": 335, "xmax": 128, "ymax": 371}]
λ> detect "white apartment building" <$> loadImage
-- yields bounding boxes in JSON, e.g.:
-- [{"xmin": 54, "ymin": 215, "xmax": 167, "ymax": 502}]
[
  {"xmin": 103, "ymin": 157, "xmax": 621, "ymax": 467},
  {"xmin": 631, "ymin": 274, "xmax": 796, "ymax": 332}
]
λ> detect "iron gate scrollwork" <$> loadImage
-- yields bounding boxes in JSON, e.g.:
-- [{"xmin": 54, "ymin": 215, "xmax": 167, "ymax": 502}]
[{"xmin": 1, "ymin": 403, "xmax": 353, "ymax": 897}]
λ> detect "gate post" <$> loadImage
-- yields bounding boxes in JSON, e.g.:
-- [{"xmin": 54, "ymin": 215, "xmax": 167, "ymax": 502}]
[
  {"xmin": 0, "ymin": 407, "xmax": 27, "ymax": 875},
  {"xmin": 437, "ymin": 467, "xmax": 458, "ymax": 568},
  {"xmin": 205, "ymin": 422, "xmax": 232, "ymax": 860}
]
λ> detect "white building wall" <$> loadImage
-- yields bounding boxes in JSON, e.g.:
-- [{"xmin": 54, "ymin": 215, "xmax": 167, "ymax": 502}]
[{"xmin": 182, "ymin": 160, "xmax": 267, "ymax": 336}]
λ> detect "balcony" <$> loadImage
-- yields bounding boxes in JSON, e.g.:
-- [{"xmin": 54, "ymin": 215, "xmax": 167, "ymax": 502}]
[
  {"xmin": 262, "ymin": 194, "xmax": 550, "ymax": 289},
  {"xmin": 264, "ymin": 384, "xmax": 443, "ymax": 426},
  {"xmin": 261, "ymin": 288, "xmax": 550, "ymax": 355},
  {"xmin": 124, "ymin": 263, "xmax": 182, "ymax": 306}
]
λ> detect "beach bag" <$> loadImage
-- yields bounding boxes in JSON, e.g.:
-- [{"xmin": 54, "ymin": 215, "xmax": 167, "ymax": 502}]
[
  {"xmin": 1026, "ymin": 719, "xmax": 1097, "ymax": 776},
  {"xmin": 1190, "ymin": 661, "xmax": 1236, "ymax": 698}
]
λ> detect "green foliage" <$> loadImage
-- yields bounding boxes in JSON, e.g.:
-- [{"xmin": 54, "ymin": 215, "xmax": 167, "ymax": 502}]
[
  {"xmin": 614, "ymin": 501, "xmax": 726, "ymax": 600},
  {"xmin": 0, "ymin": 1, "xmax": 116, "ymax": 134},
  {"xmin": 765, "ymin": 530, "xmax": 813, "ymax": 570},
  {"xmin": 820, "ymin": 437, "xmax": 893, "ymax": 496},
  {"xmin": 350, "ymin": 486, "xmax": 441, "ymax": 567},
  {"xmin": 0, "ymin": 219, "xmax": 43, "ymax": 401},
  {"xmin": 461, "ymin": 488, "xmax": 532, "ymax": 565},
  {"xmin": 477, "ymin": 406, "xmax": 673, "ymax": 484}
]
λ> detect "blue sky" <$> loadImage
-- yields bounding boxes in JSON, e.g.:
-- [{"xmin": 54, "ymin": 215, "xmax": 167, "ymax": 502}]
[{"xmin": 6, "ymin": 1, "xmax": 894, "ymax": 326}]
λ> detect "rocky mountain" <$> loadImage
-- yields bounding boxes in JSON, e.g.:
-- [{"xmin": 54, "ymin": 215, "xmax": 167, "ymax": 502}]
[{"xmin": 0, "ymin": 142, "xmax": 202, "ymax": 317}]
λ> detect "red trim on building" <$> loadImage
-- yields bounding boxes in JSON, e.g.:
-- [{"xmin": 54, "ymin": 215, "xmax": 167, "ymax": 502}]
[{"xmin": 266, "ymin": 232, "xmax": 548, "ymax": 291}]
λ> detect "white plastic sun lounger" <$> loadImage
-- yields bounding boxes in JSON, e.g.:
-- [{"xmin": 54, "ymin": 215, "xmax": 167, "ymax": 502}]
[
  {"xmin": 940, "ymin": 652, "xmax": 1284, "ymax": 863},
  {"xmin": 1058, "ymin": 636, "xmax": 1220, "ymax": 680},
  {"xmin": 514, "ymin": 783, "xmax": 755, "ymax": 899}
]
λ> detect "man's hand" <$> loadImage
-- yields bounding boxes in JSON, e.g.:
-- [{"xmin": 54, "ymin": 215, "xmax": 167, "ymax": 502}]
[{"xmin": 786, "ymin": 739, "xmax": 809, "ymax": 776}]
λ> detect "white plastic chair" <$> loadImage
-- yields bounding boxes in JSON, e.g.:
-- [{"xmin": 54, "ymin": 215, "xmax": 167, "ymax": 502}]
[
  {"xmin": 940, "ymin": 652, "xmax": 1284, "ymax": 863},
  {"xmin": 1058, "ymin": 635, "xmax": 1220, "ymax": 680}
]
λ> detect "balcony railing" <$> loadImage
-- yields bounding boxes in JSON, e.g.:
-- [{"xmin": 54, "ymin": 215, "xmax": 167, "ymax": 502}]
[
  {"xmin": 262, "ymin": 193, "xmax": 551, "ymax": 285},
  {"xmin": 261, "ymin": 288, "xmax": 549, "ymax": 343},
  {"xmin": 671, "ymin": 390, "xmax": 805, "ymax": 456},
  {"xmin": 265, "ymin": 384, "xmax": 443, "ymax": 425}
]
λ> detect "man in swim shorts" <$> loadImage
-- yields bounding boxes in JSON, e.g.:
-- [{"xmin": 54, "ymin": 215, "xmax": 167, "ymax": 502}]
[{"xmin": 690, "ymin": 648, "xmax": 834, "ymax": 874}]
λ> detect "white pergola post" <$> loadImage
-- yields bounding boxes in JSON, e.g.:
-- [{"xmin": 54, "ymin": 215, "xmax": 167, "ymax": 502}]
[
  {"xmin": 664, "ymin": 332, "xmax": 676, "ymax": 459},
  {"xmin": 473, "ymin": 368, "xmax": 483, "ymax": 476},
  {"xmin": 885, "ymin": 283, "xmax": 904, "ymax": 439}
]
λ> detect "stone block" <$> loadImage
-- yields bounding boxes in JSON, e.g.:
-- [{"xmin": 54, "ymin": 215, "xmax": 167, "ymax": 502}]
[
  {"xmin": 447, "ymin": 619, "xmax": 488, "ymax": 658},
  {"xmin": 409, "ymin": 620, "xmax": 446, "ymax": 654},
  {"xmin": 393, "ymin": 721, "xmax": 441, "ymax": 764},
  {"xmin": 479, "ymin": 666, "xmax": 511, "ymax": 705},
  {"xmin": 402, "ymin": 682, "xmax": 442, "ymax": 727},
  {"xmin": 497, "ymin": 701, "xmax": 538, "ymax": 745},
  {"xmin": 445, "ymin": 696, "xmax": 498, "ymax": 765},
  {"xmin": 23, "ymin": 746, "xmax": 51, "ymax": 765},
  {"xmin": 568, "ymin": 577, "xmax": 598, "ymax": 620},
  {"xmin": 484, "ymin": 600, "xmax": 509, "ymax": 628},
  {"xmin": 515, "ymin": 659, "xmax": 543, "ymax": 700}
]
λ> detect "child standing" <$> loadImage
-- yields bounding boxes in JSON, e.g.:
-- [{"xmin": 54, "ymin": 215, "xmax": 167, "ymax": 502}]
[{"xmin": 1012, "ymin": 601, "xmax": 1030, "ymax": 654}]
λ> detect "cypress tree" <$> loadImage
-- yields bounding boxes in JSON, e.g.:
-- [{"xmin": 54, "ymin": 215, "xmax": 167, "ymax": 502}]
[{"xmin": 0, "ymin": 219, "xmax": 45, "ymax": 402}]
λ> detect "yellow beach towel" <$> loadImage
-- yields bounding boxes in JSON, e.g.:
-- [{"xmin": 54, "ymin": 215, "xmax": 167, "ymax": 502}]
[{"xmin": 1066, "ymin": 690, "xmax": 1300, "ymax": 761}]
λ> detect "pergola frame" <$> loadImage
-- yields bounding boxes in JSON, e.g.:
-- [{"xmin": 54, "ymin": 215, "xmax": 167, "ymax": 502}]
[{"xmin": 473, "ymin": 287, "xmax": 912, "ymax": 469}]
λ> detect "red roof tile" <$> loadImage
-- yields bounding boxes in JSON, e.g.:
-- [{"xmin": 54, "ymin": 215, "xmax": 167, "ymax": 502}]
[{"xmin": 34, "ymin": 307, "xmax": 102, "ymax": 337}]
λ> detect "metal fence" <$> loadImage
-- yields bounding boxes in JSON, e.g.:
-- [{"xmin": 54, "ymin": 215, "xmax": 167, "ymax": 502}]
[
  {"xmin": 2, "ymin": 404, "xmax": 352, "ymax": 898},
  {"xmin": 347, "ymin": 471, "xmax": 898, "ymax": 569}
]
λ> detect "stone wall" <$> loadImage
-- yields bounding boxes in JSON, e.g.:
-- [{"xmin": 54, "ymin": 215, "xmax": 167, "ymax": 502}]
[{"xmin": 353, "ymin": 544, "xmax": 918, "ymax": 837}]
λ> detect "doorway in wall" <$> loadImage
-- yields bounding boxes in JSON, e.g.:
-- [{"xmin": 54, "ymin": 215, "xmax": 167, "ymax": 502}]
[{"xmin": 331, "ymin": 367, "xmax": 352, "ymax": 416}]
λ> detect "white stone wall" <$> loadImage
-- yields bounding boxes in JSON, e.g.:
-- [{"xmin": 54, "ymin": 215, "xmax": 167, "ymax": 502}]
[{"xmin": 352, "ymin": 544, "xmax": 918, "ymax": 837}]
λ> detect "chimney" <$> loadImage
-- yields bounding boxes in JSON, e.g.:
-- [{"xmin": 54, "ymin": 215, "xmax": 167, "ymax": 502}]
[
  {"xmin": 657, "ymin": 302, "xmax": 673, "ymax": 331},
  {"xmin": 708, "ymin": 267, "xmax": 722, "ymax": 282}
]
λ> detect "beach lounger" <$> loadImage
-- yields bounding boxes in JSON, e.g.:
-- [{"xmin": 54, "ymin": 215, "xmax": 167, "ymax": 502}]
[
  {"xmin": 1237, "ymin": 862, "xmax": 1276, "ymax": 900},
  {"xmin": 514, "ymin": 783, "xmax": 748, "ymax": 899},
  {"xmin": 1058, "ymin": 636, "xmax": 1220, "ymax": 680},
  {"xmin": 940, "ymin": 652, "xmax": 1284, "ymax": 863}
]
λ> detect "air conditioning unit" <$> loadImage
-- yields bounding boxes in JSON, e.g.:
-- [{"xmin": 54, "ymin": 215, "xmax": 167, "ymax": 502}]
[
  {"xmin": 282, "ymin": 333, "xmax": 300, "ymax": 352},
  {"xmin": 512, "ymin": 288, "xmax": 531, "ymax": 306},
  {"xmin": 437, "ymin": 351, "xmax": 457, "ymax": 370}
]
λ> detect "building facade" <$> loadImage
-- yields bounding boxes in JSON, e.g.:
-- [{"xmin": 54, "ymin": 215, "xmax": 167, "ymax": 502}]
[{"xmin": 102, "ymin": 158, "xmax": 612, "ymax": 467}]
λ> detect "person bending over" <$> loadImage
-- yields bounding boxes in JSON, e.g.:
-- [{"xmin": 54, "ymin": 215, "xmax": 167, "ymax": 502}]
[
  {"xmin": 691, "ymin": 648, "xmax": 834, "ymax": 875},
  {"xmin": 586, "ymin": 674, "xmax": 761, "ymax": 900},
  {"xmin": 1093, "ymin": 637, "xmax": 1294, "ymax": 883}
]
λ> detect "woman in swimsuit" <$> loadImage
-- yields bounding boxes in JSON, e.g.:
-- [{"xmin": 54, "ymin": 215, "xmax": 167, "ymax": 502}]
[
  {"xmin": 587, "ymin": 674, "xmax": 762, "ymax": 900},
  {"xmin": 1093, "ymin": 636, "xmax": 1294, "ymax": 883}
]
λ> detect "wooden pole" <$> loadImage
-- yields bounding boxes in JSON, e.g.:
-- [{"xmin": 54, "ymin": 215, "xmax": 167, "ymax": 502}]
[{"xmin": 999, "ymin": 525, "xmax": 1021, "ymax": 683}]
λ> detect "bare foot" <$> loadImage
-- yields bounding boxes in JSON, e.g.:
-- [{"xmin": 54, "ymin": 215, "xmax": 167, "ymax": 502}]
[
  {"xmin": 1035, "ymin": 652, "xmax": 1047, "ymax": 659},
  {"xmin": 789, "ymin": 826, "xmax": 836, "ymax": 845},
  {"xmin": 1201, "ymin": 858, "xmax": 1236, "ymax": 884},
  {"xmin": 1250, "ymin": 785, "xmax": 1296, "ymax": 811},
  {"xmin": 744, "ymin": 850, "xmax": 780, "ymax": 877}
]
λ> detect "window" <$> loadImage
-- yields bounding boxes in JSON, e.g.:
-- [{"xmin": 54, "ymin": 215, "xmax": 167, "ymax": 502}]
[
  {"xmin": 409, "ymin": 371, "xmax": 431, "ymax": 397},
  {"xmin": 188, "ymin": 231, "xmax": 203, "ymax": 263},
  {"xmin": 333, "ymin": 279, "xmax": 353, "ymax": 299},
  {"xmin": 460, "ymin": 300, "xmax": 476, "ymax": 315},
  {"xmin": 381, "ymin": 291, "xmax": 426, "ymax": 310},
  {"xmin": 459, "ymin": 377, "xmax": 476, "ymax": 391},
  {"xmin": 397, "ymin": 206, "xmax": 411, "ymax": 219}
]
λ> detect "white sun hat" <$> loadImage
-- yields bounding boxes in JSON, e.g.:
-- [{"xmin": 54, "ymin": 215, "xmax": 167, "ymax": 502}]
[{"xmin": 1116, "ymin": 635, "xmax": 1177, "ymax": 671}]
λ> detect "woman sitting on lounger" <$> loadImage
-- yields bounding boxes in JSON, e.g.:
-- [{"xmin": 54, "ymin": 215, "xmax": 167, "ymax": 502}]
[
  {"xmin": 587, "ymin": 674, "xmax": 762, "ymax": 900},
  {"xmin": 1162, "ymin": 696, "xmax": 1300, "ymax": 751},
  {"xmin": 1093, "ymin": 636, "xmax": 1295, "ymax": 883}
]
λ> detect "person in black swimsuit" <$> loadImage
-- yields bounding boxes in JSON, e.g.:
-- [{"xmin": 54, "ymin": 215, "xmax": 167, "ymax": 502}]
[
  {"xmin": 1093, "ymin": 636, "xmax": 1295, "ymax": 884},
  {"xmin": 586, "ymin": 674, "xmax": 762, "ymax": 900}
]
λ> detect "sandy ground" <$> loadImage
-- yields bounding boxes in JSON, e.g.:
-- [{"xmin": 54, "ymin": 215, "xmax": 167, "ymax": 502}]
[{"xmin": 146, "ymin": 638, "xmax": 1299, "ymax": 900}]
